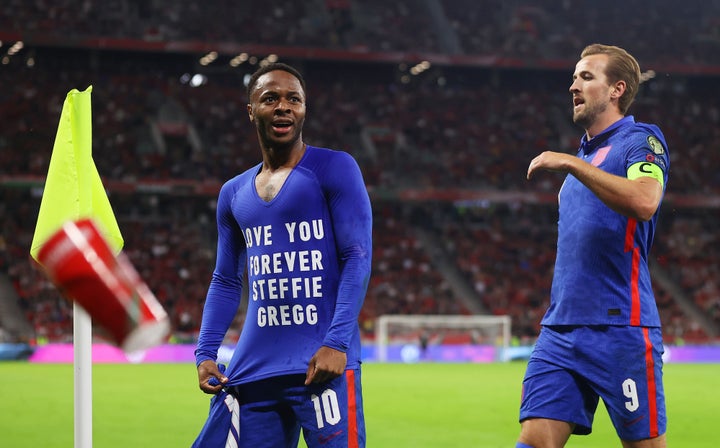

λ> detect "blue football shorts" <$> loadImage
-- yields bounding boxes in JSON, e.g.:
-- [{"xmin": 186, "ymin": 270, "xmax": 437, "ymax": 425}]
[
  {"xmin": 519, "ymin": 325, "xmax": 666, "ymax": 441},
  {"xmin": 192, "ymin": 369, "xmax": 365, "ymax": 448}
]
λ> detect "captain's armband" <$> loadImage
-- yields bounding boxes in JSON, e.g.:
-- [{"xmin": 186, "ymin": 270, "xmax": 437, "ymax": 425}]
[{"xmin": 627, "ymin": 161, "xmax": 664, "ymax": 188}]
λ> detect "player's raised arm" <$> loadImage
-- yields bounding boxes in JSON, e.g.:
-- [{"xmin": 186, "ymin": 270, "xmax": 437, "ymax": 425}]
[{"xmin": 527, "ymin": 150, "xmax": 664, "ymax": 221}]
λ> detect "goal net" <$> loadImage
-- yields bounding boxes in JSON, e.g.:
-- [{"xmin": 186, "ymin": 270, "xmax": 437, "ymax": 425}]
[{"xmin": 375, "ymin": 314, "xmax": 512, "ymax": 363}]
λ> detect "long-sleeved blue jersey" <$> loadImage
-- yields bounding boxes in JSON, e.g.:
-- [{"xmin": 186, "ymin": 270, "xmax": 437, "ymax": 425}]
[
  {"xmin": 195, "ymin": 145, "xmax": 372, "ymax": 385},
  {"xmin": 542, "ymin": 116, "xmax": 669, "ymax": 327}
]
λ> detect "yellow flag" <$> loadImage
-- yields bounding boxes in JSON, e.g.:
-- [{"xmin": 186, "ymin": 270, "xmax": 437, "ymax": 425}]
[{"xmin": 30, "ymin": 86, "xmax": 124, "ymax": 261}]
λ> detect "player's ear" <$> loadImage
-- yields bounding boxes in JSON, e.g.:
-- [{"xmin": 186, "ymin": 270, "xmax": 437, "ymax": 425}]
[
  {"xmin": 611, "ymin": 80, "xmax": 626, "ymax": 99},
  {"xmin": 247, "ymin": 103, "xmax": 254, "ymax": 122}
]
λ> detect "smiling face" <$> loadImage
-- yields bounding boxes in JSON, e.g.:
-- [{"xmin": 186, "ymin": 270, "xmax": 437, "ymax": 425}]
[
  {"xmin": 247, "ymin": 69, "xmax": 306, "ymax": 151},
  {"xmin": 569, "ymin": 53, "xmax": 625, "ymax": 137}
]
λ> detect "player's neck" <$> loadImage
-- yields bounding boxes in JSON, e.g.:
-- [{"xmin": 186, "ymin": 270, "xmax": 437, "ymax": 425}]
[
  {"xmin": 585, "ymin": 112, "xmax": 624, "ymax": 140},
  {"xmin": 262, "ymin": 141, "xmax": 307, "ymax": 171}
]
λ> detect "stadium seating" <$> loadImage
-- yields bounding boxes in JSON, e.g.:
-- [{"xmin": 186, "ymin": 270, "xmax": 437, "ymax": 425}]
[{"xmin": 1, "ymin": 0, "xmax": 719, "ymax": 344}]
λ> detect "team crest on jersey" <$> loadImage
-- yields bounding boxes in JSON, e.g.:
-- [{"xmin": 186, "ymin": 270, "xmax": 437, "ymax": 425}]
[{"xmin": 647, "ymin": 135, "xmax": 664, "ymax": 155}]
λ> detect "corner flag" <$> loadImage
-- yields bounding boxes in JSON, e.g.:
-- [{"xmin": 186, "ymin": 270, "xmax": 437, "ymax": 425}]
[
  {"xmin": 30, "ymin": 86, "xmax": 123, "ymax": 261},
  {"xmin": 30, "ymin": 86, "xmax": 123, "ymax": 448}
]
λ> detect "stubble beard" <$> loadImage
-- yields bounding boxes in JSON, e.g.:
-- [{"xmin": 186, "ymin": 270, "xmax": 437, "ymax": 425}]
[
  {"xmin": 257, "ymin": 120, "xmax": 303, "ymax": 153},
  {"xmin": 573, "ymin": 100, "xmax": 606, "ymax": 130},
  {"xmin": 573, "ymin": 110, "xmax": 592, "ymax": 129}
]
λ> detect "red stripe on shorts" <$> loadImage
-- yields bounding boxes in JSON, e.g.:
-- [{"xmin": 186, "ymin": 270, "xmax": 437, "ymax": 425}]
[
  {"xmin": 642, "ymin": 328, "xmax": 659, "ymax": 437},
  {"xmin": 346, "ymin": 370, "xmax": 359, "ymax": 448}
]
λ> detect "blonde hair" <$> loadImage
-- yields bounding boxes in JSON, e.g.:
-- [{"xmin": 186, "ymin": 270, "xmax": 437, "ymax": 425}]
[{"xmin": 581, "ymin": 44, "xmax": 641, "ymax": 114}]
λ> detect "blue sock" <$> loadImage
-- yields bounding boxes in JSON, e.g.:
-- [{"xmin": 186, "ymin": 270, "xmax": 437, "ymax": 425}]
[{"xmin": 516, "ymin": 443, "xmax": 534, "ymax": 448}]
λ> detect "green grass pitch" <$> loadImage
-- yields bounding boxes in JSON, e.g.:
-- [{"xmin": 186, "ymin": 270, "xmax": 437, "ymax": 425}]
[{"xmin": 0, "ymin": 361, "xmax": 717, "ymax": 447}]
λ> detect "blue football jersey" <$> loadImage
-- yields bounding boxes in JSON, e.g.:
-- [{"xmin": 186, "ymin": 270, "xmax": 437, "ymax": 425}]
[
  {"xmin": 195, "ymin": 146, "xmax": 373, "ymax": 384},
  {"xmin": 542, "ymin": 116, "xmax": 670, "ymax": 327}
]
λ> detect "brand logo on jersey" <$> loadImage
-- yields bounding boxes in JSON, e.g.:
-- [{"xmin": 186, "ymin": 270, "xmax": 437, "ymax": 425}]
[{"xmin": 647, "ymin": 135, "xmax": 664, "ymax": 155}]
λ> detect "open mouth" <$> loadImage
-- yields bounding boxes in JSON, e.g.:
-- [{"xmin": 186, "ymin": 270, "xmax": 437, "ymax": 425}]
[{"xmin": 272, "ymin": 121, "xmax": 293, "ymax": 133}]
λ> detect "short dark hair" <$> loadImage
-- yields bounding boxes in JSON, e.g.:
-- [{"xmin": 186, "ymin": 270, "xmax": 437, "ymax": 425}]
[{"xmin": 246, "ymin": 62, "xmax": 306, "ymax": 102}]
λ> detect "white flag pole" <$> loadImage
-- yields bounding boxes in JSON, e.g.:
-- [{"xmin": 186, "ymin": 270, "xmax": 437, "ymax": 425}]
[{"xmin": 74, "ymin": 303, "xmax": 93, "ymax": 448}]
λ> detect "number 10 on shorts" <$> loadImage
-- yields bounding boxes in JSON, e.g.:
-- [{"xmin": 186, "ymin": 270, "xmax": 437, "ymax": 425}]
[{"xmin": 311, "ymin": 389, "xmax": 341, "ymax": 428}]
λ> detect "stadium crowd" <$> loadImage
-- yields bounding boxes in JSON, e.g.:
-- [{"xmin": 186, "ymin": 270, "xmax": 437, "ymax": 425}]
[
  {"xmin": 2, "ymin": 0, "xmax": 719, "ymax": 64},
  {"xmin": 1, "ymin": 1, "xmax": 719, "ymax": 346}
]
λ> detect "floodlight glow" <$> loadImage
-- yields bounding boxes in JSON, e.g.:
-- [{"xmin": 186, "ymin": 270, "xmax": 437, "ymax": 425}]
[{"xmin": 190, "ymin": 74, "xmax": 207, "ymax": 87}]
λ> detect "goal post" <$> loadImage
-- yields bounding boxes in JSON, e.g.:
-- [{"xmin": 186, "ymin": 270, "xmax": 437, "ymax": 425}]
[{"xmin": 374, "ymin": 314, "xmax": 512, "ymax": 362}]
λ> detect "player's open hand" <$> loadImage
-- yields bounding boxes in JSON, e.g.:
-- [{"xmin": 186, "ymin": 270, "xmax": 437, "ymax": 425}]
[
  {"xmin": 197, "ymin": 359, "xmax": 228, "ymax": 394},
  {"xmin": 527, "ymin": 151, "xmax": 575, "ymax": 180},
  {"xmin": 305, "ymin": 346, "xmax": 347, "ymax": 385}
]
